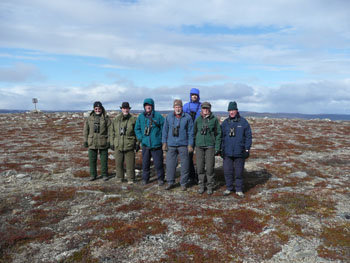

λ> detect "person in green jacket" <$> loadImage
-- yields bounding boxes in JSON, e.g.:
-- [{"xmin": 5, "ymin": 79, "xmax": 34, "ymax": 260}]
[
  {"xmin": 83, "ymin": 101, "xmax": 111, "ymax": 181},
  {"xmin": 194, "ymin": 102, "xmax": 221, "ymax": 195},
  {"xmin": 110, "ymin": 102, "xmax": 139, "ymax": 184}
]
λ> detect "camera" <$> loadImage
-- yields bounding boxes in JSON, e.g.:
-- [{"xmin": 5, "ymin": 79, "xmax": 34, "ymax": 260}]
[
  {"xmin": 229, "ymin": 127, "xmax": 235, "ymax": 137},
  {"xmin": 94, "ymin": 123, "xmax": 100, "ymax": 133},
  {"xmin": 119, "ymin": 126, "xmax": 127, "ymax": 136},
  {"xmin": 200, "ymin": 126, "xmax": 208, "ymax": 135},
  {"xmin": 172, "ymin": 126, "xmax": 179, "ymax": 137},
  {"xmin": 144, "ymin": 126, "xmax": 150, "ymax": 136}
]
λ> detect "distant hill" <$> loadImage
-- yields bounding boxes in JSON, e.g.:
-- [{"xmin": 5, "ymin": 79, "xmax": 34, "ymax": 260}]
[{"xmin": 1, "ymin": 109, "xmax": 349, "ymax": 121}]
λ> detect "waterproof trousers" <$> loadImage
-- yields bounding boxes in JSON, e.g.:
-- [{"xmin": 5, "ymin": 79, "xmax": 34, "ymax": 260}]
[
  {"xmin": 142, "ymin": 146, "xmax": 164, "ymax": 183},
  {"xmin": 166, "ymin": 146, "xmax": 189, "ymax": 186},
  {"xmin": 196, "ymin": 146, "xmax": 215, "ymax": 191},
  {"xmin": 88, "ymin": 148, "xmax": 108, "ymax": 179},
  {"xmin": 115, "ymin": 149, "xmax": 135, "ymax": 182},
  {"xmin": 223, "ymin": 156, "xmax": 245, "ymax": 192}
]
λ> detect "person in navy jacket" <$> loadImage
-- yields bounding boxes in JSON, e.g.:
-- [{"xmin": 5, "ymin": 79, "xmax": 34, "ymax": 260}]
[{"xmin": 221, "ymin": 101, "xmax": 252, "ymax": 197}]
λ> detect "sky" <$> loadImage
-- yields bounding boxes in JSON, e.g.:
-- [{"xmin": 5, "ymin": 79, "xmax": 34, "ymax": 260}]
[{"xmin": 0, "ymin": 0, "xmax": 350, "ymax": 114}]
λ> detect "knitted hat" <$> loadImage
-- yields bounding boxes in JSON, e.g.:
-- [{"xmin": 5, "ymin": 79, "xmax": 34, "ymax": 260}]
[
  {"xmin": 93, "ymin": 101, "xmax": 102, "ymax": 108},
  {"xmin": 201, "ymin": 102, "xmax": 211, "ymax": 109},
  {"xmin": 228, "ymin": 101, "xmax": 238, "ymax": 111},
  {"xmin": 120, "ymin": 102, "xmax": 131, "ymax": 109},
  {"xmin": 173, "ymin": 99, "xmax": 183, "ymax": 107}
]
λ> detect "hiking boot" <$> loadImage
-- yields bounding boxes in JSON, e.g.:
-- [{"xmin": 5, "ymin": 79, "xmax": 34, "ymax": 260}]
[
  {"xmin": 158, "ymin": 180, "xmax": 165, "ymax": 186},
  {"xmin": 116, "ymin": 178, "xmax": 123, "ymax": 183},
  {"xmin": 223, "ymin": 190, "xmax": 232, "ymax": 196},
  {"xmin": 89, "ymin": 177, "xmax": 97, "ymax": 181},
  {"xmin": 197, "ymin": 188, "xmax": 205, "ymax": 194},
  {"xmin": 103, "ymin": 176, "xmax": 109, "ymax": 181},
  {"xmin": 207, "ymin": 189, "xmax": 213, "ymax": 195},
  {"xmin": 142, "ymin": 180, "xmax": 148, "ymax": 186},
  {"xmin": 127, "ymin": 180, "xmax": 134, "ymax": 185},
  {"xmin": 181, "ymin": 185, "xmax": 187, "ymax": 191},
  {"xmin": 236, "ymin": 191, "xmax": 244, "ymax": 197},
  {"xmin": 165, "ymin": 184, "xmax": 173, "ymax": 190}
]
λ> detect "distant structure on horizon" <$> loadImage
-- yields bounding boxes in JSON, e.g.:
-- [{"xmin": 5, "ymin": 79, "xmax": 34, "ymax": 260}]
[{"xmin": 32, "ymin": 98, "xmax": 38, "ymax": 112}]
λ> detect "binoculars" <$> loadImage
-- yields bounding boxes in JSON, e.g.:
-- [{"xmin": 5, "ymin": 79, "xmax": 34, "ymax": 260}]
[
  {"xmin": 94, "ymin": 123, "xmax": 100, "ymax": 133},
  {"xmin": 119, "ymin": 127, "xmax": 127, "ymax": 136},
  {"xmin": 229, "ymin": 127, "xmax": 235, "ymax": 137},
  {"xmin": 144, "ymin": 126, "xmax": 151, "ymax": 136},
  {"xmin": 200, "ymin": 126, "xmax": 209, "ymax": 135},
  {"xmin": 172, "ymin": 126, "xmax": 180, "ymax": 137}
]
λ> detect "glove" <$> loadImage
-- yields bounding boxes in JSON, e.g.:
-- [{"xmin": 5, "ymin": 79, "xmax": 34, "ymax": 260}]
[
  {"xmin": 135, "ymin": 144, "xmax": 140, "ymax": 152},
  {"xmin": 84, "ymin": 141, "xmax": 88, "ymax": 148},
  {"xmin": 215, "ymin": 150, "xmax": 221, "ymax": 156},
  {"xmin": 110, "ymin": 145, "xmax": 115, "ymax": 151},
  {"xmin": 162, "ymin": 143, "xmax": 168, "ymax": 152},
  {"xmin": 243, "ymin": 150, "xmax": 250, "ymax": 159},
  {"xmin": 187, "ymin": 145, "xmax": 194, "ymax": 153}
]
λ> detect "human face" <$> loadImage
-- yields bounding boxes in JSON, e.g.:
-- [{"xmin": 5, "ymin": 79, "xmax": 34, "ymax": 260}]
[
  {"xmin": 202, "ymin": 108, "xmax": 210, "ymax": 116},
  {"xmin": 94, "ymin": 107, "xmax": 102, "ymax": 115},
  {"xmin": 191, "ymin": 94, "xmax": 198, "ymax": 102},
  {"xmin": 229, "ymin": 110, "xmax": 238, "ymax": 118},
  {"xmin": 174, "ymin": 105, "xmax": 182, "ymax": 115},
  {"xmin": 144, "ymin": 104, "xmax": 152, "ymax": 113},
  {"xmin": 122, "ymin": 107, "xmax": 130, "ymax": 115}
]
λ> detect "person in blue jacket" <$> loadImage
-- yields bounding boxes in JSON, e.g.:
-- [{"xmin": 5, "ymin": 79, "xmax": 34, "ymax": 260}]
[
  {"xmin": 183, "ymin": 88, "xmax": 202, "ymax": 184},
  {"xmin": 221, "ymin": 101, "xmax": 252, "ymax": 197},
  {"xmin": 134, "ymin": 98, "xmax": 165, "ymax": 185},
  {"xmin": 162, "ymin": 99, "xmax": 194, "ymax": 191}
]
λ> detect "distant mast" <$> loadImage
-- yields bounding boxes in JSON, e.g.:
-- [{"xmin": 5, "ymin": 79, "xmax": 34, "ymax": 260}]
[{"xmin": 32, "ymin": 98, "xmax": 38, "ymax": 112}]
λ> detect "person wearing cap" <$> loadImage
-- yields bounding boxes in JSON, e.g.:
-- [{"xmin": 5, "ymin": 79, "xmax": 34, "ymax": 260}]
[
  {"xmin": 221, "ymin": 101, "xmax": 252, "ymax": 197},
  {"xmin": 134, "ymin": 98, "xmax": 165, "ymax": 185},
  {"xmin": 183, "ymin": 88, "xmax": 202, "ymax": 185},
  {"xmin": 162, "ymin": 99, "xmax": 194, "ymax": 191},
  {"xmin": 110, "ymin": 102, "xmax": 139, "ymax": 184},
  {"xmin": 193, "ymin": 102, "xmax": 221, "ymax": 195},
  {"xmin": 83, "ymin": 101, "xmax": 111, "ymax": 181}
]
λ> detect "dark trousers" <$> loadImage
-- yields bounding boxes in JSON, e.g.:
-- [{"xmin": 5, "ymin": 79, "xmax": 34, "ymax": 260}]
[
  {"xmin": 223, "ymin": 156, "xmax": 245, "ymax": 192},
  {"xmin": 115, "ymin": 150, "xmax": 135, "ymax": 181},
  {"xmin": 142, "ymin": 146, "xmax": 164, "ymax": 182},
  {"xmin": 196, "ymin": 147, "xmax": 215, "ymax": 190},
  {"xmin": 188, "ymin": 151, "xmax": 197, "ymax": 182},
  {"xmin": 88, "ymin": 148, "xmax": 108, "ymax": 178},
  {"xmin": 166, "ymin": 146, "xmax": 189, "ymax": 186}
]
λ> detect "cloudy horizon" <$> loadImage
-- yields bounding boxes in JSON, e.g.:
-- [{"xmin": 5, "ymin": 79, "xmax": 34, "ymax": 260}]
[{"xmin": 1, "ymin": 0, "xmax": 350, "ymax": 114}]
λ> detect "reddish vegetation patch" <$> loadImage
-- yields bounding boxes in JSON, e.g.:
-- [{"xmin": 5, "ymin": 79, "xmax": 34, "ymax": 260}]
[{"xmin": 32, "ymin": 187, "xmax": 77, "ymax": 205}]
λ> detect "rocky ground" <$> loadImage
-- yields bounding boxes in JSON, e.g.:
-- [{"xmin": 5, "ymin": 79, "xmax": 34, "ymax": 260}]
[{"xmin": 0, "ymin": 111, "xmax": 349, "ymax": 263}]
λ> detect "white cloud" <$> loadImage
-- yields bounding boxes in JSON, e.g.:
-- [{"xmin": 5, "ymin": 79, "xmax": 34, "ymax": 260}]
[{"xmin": 0, "ymin": 63, "xmax": 45, "ymax": 83}]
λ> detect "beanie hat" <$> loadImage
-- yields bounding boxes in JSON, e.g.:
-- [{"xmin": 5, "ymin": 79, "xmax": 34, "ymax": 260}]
[
  {"xmin": 173, "ymin": 99, "xmax": 183, "ymax": 107},
  {"xmin": 228, "ymin": 101, "xmax": 238, "ymax": 111},
  {"xmin": 120, "ymin": 102, "xmax": 131, "ymax": 109},
  {"xmin": 201, "ymin": 101, "xmax": 211, "ymax": 109},
  {"xmin": 93, "ymin": 101, "xmax": 102, "ymax": 108}
]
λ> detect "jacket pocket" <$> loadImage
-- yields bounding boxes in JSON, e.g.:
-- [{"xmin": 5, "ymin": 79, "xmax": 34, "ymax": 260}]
[{"xmin": 88, "ymin": 135, "xmax": 94, "ymax": 146}]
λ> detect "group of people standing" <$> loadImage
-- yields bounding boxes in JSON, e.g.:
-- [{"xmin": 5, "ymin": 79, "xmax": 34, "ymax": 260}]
[{"xmin": 83, "ymin": 88, "xmax": 252, "ymax": 197}]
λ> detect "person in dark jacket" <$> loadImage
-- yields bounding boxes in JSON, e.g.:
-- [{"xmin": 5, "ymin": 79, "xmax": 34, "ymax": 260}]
[
  {"xmin": 221, "ymin": 101, "xmax": 252, "ymax": 197},
  {"xmin": 134, "ymin": 98, "xmax": 165, "ymax": 185},
  {"xmin": 194, "ymin": 102, "xmax": 221, "ymax": 195},
  {"xmin": 183, "ymin": 88, "xmax": 202, "ymax": 185},
  {"xmin": 110, "ymin": 102, "xmax": 139, "ymax": 184},
  {"xmin": 83, "ymin": 101, "xmax": 111, "ymax": 181},
  {"xmin": 162, "ymin": 99, "xmax": 194, "ymax": 191}
]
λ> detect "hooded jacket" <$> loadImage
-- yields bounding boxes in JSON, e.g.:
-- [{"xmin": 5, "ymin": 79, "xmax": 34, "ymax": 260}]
[
  {"xmin": 221, "ymin": 112, "xmax": 252, "ymax": 158},
  {"xmin": 134, "ymin": 98, "xmax": 164, "ymax": 149},
  {"xmin": 110, "ymin": 112, "xmax": 137, "ymax": 152},
  {"xmin": 183, "ymin": 88, "xmax": 202, "ymax": 120},
  {"xmin": 83, "ymin": 107, "xmax": 111, "ymax": 149},
  {"xmin": 162, "ymin": 111, "xmax": 194, "ymax": 147},
  {"xmin": 194, "ymin": 112, "xmax": 221, "ymax": 151}
]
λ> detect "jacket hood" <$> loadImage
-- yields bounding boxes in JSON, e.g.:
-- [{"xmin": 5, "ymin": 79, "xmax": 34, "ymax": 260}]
[
  {"xmin": 143, "ymin": 98, "xmax": 155, "ymax": 111},
  {"xmin": 189, "ymin": 88, "xmax": 200, "ymax": 102}
]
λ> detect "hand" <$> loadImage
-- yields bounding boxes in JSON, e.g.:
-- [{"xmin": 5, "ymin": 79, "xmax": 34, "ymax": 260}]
[
  {"xmin": 135, "ymin": 144, "xmax": 140, "ymax": 152},
  {"xmin": 84, "ymin": 141, "xmax": 88, "ymax": 148},
  {"xmin": 215, "ymin": 150, "xmax": 221, "ymax": 156},
  {"xmin": 162, "ymin": 143, "xmax": 168, "ymax": 152},
  {"xmin": 110, "ymin": 145, "xmax": 115, "ymax": 151},
  {"xmin": 187, "ymin": 145, "xmax": 194, "ymax": 153},
  {"xmin": 244, "ymin": 150, "xmax": 250, "ymax": 159}
]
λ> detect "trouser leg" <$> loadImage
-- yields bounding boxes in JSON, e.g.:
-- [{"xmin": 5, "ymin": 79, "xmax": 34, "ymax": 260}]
[
  {"xmin": 233, "ymin": 158, "xmax": 245, "ymax": 192},
  {"xmin": 88, "ymin": 149, "xmax": 98, "ymax": 178},
  {"xmin": 151, "ymin": 148, "xmax": 165, "ymax": 182},
  {"xmin": 223, "ymin": 156, "xmax": 234, "ymax": 191},
  {"xmin": 115, "ymin": 150, "xmax": 125, "ymax": 181},
  {"xmin": 188, "ymin": 151, "xmax": 197, "ymax": 182},
  {"xmin": 100, "ymin": 148, "xmax": 108, "ymax": 177},
  {"xmin": 205, "ymin": 147, "xmax": 215, "ymax": 190},
  {"xmin": 196, "ymin": 147, "xmax": 205, "ymax": 189},
  {"xmin": 142, "ymin": 146, "xmax": 151, "ymax": 182},
  {"xmin": 178, "ymin": 146, "xmax": 189, "ymax": 186},
  {"xmin": 166, "ymin": 147, "xmax": 178, "ymax": 185},
  {"xmin": 125, "ymin": 150, "xmax": 135, "ymax": 181}
]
